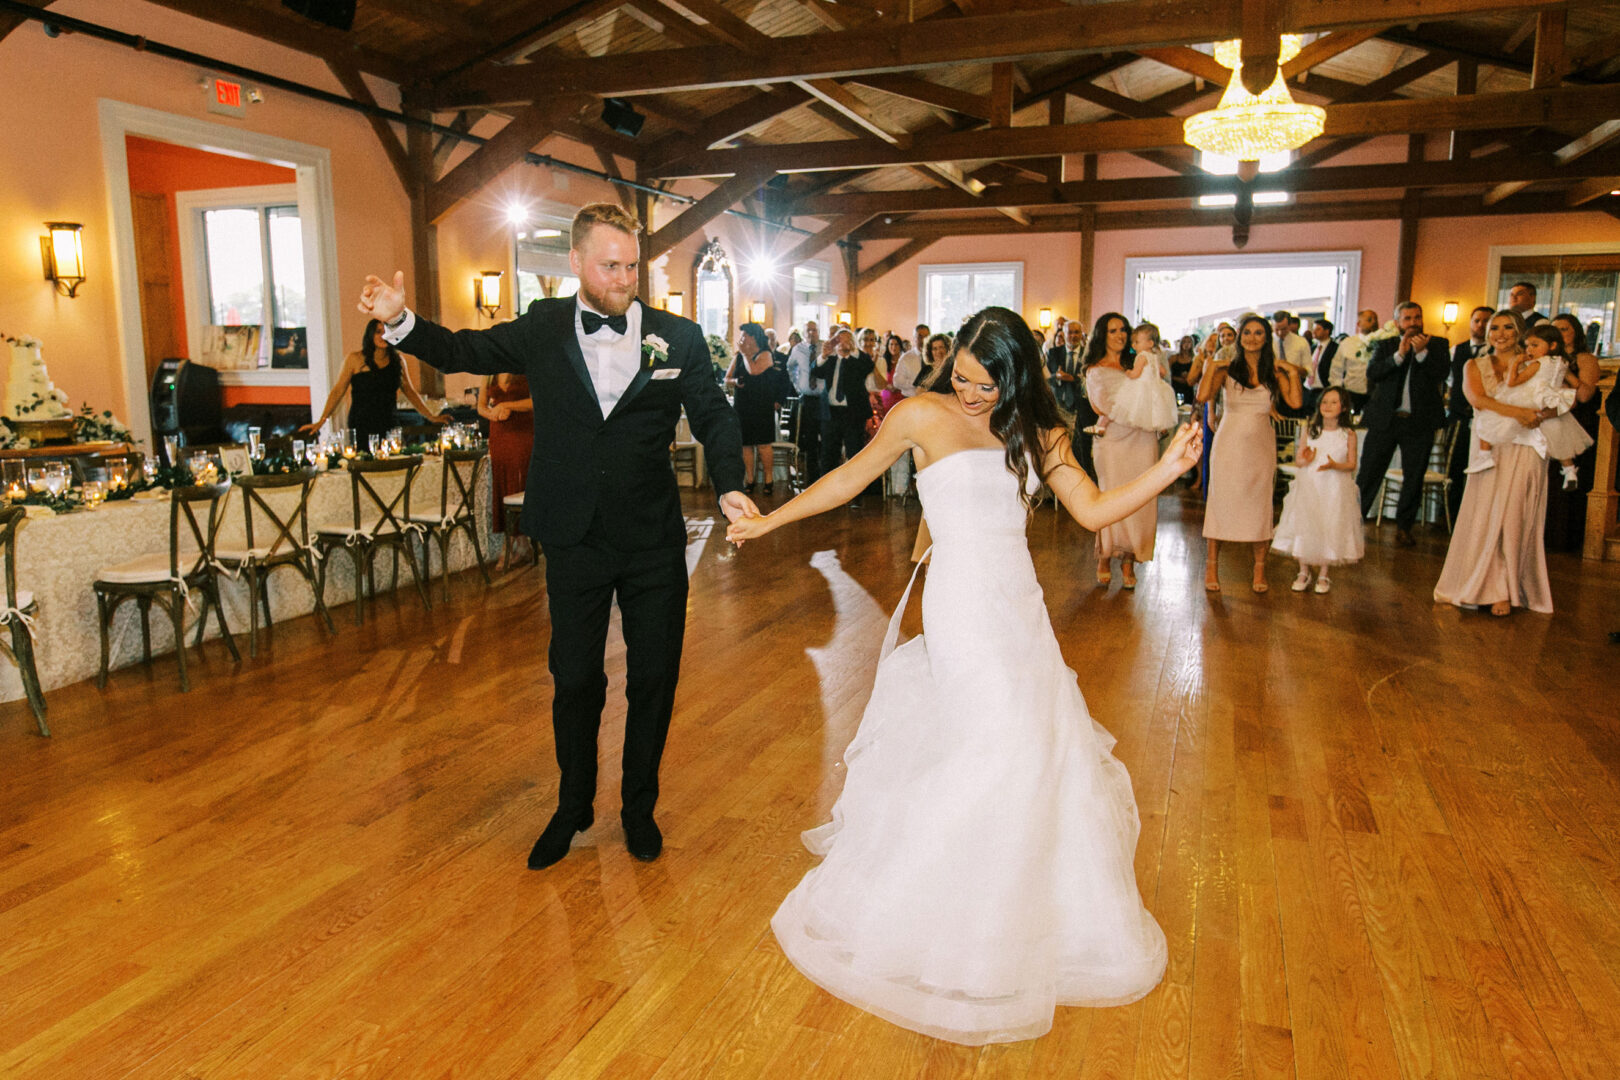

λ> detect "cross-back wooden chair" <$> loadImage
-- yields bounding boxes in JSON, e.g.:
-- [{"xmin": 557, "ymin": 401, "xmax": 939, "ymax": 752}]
[
  {"xmin": 314, "ymin": 456, "xmax": 430, "ymax": 625},
  {"xmin": 94, "ymin": 480, "xmax": 239, "ymax": 693},
  {"xmin": 408, "ymin": 448, "xmax": 491, "ymax": 602},
  {"xmin": 0, "ymin": 506, "xmax": 47, "ymax": 734},
  {"xmin": 215, "ymin": 469, "xmax": 336, "ymax": 657}
]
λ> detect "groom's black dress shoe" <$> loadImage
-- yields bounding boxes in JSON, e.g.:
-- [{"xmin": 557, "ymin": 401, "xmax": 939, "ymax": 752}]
[
  {"xmin": 623, "ymin": 816, "xmax": 663, "ymax": 862},
  {"xmin": 527, "ymin": 808, "xmax": 594, "ymax": 870}
]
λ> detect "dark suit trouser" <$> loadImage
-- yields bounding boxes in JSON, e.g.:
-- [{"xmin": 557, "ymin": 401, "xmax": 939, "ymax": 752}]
[
  {"xmin": 542, "ymin": 520, "xmax": 688, "ymax": 824},
  {"xmin": 822, "ymin": 404, "xmax": 867, "ymax": 477},
  {"xmin": 1446, "ymin": 415, "xmax": 1472, "ymax": 523},
  {"xmin": 1357, "ymin": 414, "xmax": 1435, "ymax": 531},
  {"xmin": 792, "ymin": 396, "xmax": 824, "ymax": 484}
]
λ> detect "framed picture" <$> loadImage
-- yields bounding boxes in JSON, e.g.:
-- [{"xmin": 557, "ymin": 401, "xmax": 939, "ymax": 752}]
[{"xmin": 218, "ymin": 446, "xmax": 252, "ymax": 476}]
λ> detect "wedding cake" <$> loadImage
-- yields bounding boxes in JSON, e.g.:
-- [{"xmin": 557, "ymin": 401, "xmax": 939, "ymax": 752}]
[{"xmin": 3, "ymin": 334, "xmax": 72, "ymax": 420}]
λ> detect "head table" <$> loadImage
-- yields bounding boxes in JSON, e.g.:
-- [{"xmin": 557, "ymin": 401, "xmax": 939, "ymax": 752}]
[{"xmin": 0, "ymin": 457, "xmax": 493, "ymax": 704}]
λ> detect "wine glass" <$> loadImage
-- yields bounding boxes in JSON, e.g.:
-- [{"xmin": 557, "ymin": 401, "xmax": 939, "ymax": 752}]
[
  {"xmin": 247, "ymin": 427, "xmax": 263, "ymax": 460},
  {"xmin": 163, "ymin": 435, "xmax": 181, "ymax": 467},
  {"xmin": 43, "ymin": 463, "xmax": 70, "ymax": 498},
  {"xmin": 141, "ymin": 455, "xmax": 158, "ymax": 485}
]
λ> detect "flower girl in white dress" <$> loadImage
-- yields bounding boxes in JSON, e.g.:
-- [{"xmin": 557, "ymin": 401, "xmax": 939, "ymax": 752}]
[
  {"xmin": 1101, "ymin": 322, "xmax": 1180, "ymax": 435},
  {"xmin": 1272, "ymin": 387, "xmax": 1364, "ymax": 594},
  {"xmin": 727, "ymin": 307, "xmax": 1202, "ymax": 1045}
]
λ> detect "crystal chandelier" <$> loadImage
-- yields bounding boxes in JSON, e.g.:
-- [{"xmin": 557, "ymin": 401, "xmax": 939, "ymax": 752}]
[{"xmin": 1184, "ymin": 35, "xmax": 1326, "ymax": 161}]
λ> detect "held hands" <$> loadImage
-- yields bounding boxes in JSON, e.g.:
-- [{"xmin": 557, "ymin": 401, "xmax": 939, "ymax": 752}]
[
  {"xmin": 358, "ymin": 271, "xmax": 407, "ymax": 324},
  {"xmin": 719, "ymin": 490, "xmax": 763, "ymax": 545},
  {"xmin": 725, "ymin": 509, "xmax": 773, "ymax": 545}
]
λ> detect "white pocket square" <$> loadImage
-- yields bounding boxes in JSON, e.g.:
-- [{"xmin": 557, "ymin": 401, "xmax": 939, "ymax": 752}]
[{"xmin": 650, "ymin": 368, "xmax": 682, "ymax": 380}]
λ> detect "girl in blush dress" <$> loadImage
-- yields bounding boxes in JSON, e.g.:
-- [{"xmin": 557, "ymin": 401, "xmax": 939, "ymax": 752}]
[
  {"xmin": 1196, "ymin": 313, "xmax": 1304, "ymax": 593},
  {"xmin": 1272, "ymin": 387, "xmax": 1364, "ymax": 594},
  {"xmin": 727, "ymin": 307, "xmax": 1203, "ymax": 1045}
]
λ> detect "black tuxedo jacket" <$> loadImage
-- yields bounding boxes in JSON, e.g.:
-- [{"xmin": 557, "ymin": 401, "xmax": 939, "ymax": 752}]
[
  {"xmin": 1045, "ymin": 344, "xmax": 1087, "ymax": 414},
  {"xmin": 813, "ymin": 351, "xmax": 875, "ymax": 420},
  {"xmin": 397, "ymin": 298, "xmax": 744, "ymax": 550},
  {"xmin": 1364, "ymin": 334, "xmax": 1450, "ymax": 431},
  {"xmin": 1449, "ymin": 340, "xmax": 1484, "ymax": 422}
]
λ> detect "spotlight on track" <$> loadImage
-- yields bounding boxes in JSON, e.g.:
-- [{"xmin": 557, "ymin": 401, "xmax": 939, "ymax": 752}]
[{"xmin": 601, "ymin": 98, "xmax": 645, "ymax": 138}]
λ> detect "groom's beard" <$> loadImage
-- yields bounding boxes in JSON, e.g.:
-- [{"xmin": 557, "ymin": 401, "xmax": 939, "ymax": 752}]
[{"xmin": 580, "ymin": 282, "xmax": 636, "ymax": 318}]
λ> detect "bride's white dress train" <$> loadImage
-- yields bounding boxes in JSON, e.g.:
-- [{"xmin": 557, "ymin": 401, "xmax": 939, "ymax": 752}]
[{"xmin": 772, "ymin": 448, "xmax": 1167, "ymax": 1045}]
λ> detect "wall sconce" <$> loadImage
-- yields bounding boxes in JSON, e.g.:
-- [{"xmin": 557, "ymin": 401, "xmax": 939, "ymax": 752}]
[
  {"xmin": 666, "ymin": 292, "xmax": 684, "ymax": 317},
  {"xmin": 749, "ymin": 300, "xmax": 766, "ymax": 324},
  {"xmin": 473, "ymin": 270, "xmax": 503, "ymax": 319},
  {"xmin": 837, "ymin": 310, "xmax": 853, "ymax": 326},
  {"xmin": 41, "ymin": 222, "xmax": 85, "ymax": 298},
  {"xmin": 1442, "ymin": 300, "xmax": 1459, "ymax": 330},
  {"xmin": 1037, "ymin": 307, "xmax": 1053, "ymax": 330}
]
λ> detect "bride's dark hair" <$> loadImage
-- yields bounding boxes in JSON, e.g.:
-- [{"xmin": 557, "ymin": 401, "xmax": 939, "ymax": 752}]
[{"xmin": 950, "ymin": 307, "xmax": 1066, "ymax": 510}]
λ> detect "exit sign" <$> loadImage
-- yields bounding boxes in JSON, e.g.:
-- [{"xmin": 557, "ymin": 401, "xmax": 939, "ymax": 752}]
[{"xmin": 204, "ymin": 73, "xmax": 248, "ymax": 117}]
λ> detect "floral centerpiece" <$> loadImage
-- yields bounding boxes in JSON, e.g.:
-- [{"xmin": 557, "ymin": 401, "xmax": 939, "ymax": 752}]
[{"xmin": 706, "ymin": 333, "xmax": 730, "ymax": 385}]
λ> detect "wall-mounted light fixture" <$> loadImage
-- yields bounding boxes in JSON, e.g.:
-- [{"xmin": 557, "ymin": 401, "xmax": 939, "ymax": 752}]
[
  {"xmin": 41, "ymin": 222, "xmax": 85, "ymax": 299},
  {"xmin": 837, "ymin": 310, "xmax": 853, "ymax": 326},
  {"xmin": 666, "ymin": 292, "xmax": 684, "ymax": 317},
  {"xmin": 1442, "ymin": 300, "xmax": 1459, "ymax": 330},
  {"xmin": 473, "ymin": 270, "xmax": 503, "ymax": 319},
  {"xmin": 749, "ymin": 300, "xmax": 766, "ymax": 324},
  {"xmin": 1037, "ymin": 307, "xmax": 1053, "ymax": 330}
]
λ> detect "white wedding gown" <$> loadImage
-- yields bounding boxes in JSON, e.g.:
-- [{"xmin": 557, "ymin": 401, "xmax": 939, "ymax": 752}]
[{"xmin": 772, "ymin": 448, "xmax": 1167, "ymax": 1045}]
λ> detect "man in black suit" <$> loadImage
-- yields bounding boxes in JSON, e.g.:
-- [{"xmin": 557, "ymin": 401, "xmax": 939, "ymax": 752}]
[
  {"xmin": 1446, "ymin": 304, "xmax": 1493, "ymax": 523},
  {"xmin": 1308, "ymin": 318, "xmax": 1338, "ymax": 401},
  {"xmin": 357, "ymin": 203, "xmax": 755, "ymax": 870},
  {"xmin": 1045, "ymin": 318, "xmax": 1096, "ymax": 481},
  {"xmin": 1507, "ymin": 281, "xmax": 1547, "ymax": 326},
  {"xmin": 815, "ymin": 327, "xmax": 875, "ymax": 507},
  {"xmin": 1356, "ymin": 301, "xmax": 1449, "ymax": 546}
]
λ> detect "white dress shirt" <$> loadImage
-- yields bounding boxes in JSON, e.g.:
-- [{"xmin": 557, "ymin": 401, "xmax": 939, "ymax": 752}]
[
  {"xmin": 892, "ymin": 349, "xmax": 924, "ymax": 396},
  {"xmin": 787, "ymin": 340, "xmax": 822, "ymax": 396},
  {"xmin": 1331, "ymin": 333, "xmax": 1371, "ymax": 394},
  {"xmin": 1274, "ymin": 331, "xmax": 1311, "ymax": 373},
  {"xmin": 575, "ymin": 295, "xmax": 642, "ymax": 419},
  {"xmin": 383, "ymin": 298, "xmax": 642, "ymax": 420}
]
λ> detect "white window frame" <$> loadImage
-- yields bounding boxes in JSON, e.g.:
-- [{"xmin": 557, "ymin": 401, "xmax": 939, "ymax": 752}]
[
  {"xmin": 1122, "ymin": 250, "xmax": 1362, "ymax": 335},
  {"xmin": 99, "ymin": 100, "xmax": 342, "ymax": 425},
  {"xmin": 917, "ymin": 261, "xmax": 1025, "ymax": 331},
  {"xmin": 793, "ymin": 259, "xmax": 836, "ymax": 332},
  {"xmin": 176, "ymin": 184, "xmax": 300, "ymax": 382}
]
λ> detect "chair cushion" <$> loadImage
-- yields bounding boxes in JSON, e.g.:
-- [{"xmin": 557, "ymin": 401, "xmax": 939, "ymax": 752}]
[
  {"xmin": 97, "ymin": 551, "xmax": 198, "ymax": 585},
  {"xmin": 316, "ymin": 520, "xmax": 383, "ymax": 539},
  {"xmin": 407, "ymin": 511, "xmax": 466, "ymax": 525},
  {"xmin": 13, "ymin": 590, "xmax": 33, "ymax": 611},
  {"xmin": 502, "ymin": 493, "xmax": 525, "ymax": 507},
  {"xmin": 214, "ymin": 545, "xmax": 278, "ymax": 563}
]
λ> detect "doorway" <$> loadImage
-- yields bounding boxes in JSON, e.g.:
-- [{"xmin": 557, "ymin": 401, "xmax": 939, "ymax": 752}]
[{"xmin": 1123, "ymin": 250, "xmax": 1362, "ymax": 342}]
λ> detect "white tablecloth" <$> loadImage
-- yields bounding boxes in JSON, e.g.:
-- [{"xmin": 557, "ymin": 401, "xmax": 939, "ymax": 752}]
[{"xmin": 0, "ymin": 459, "xmax": 494, "ymax": 702}]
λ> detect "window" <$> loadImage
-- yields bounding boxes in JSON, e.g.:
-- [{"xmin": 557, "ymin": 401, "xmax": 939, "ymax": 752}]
[
  {"xmin": 178, "ymin": 184, "xmax": 306, "ymax": 372},
  {"xmin": 1197, "ymin": 149, "xmax": 1292, "ymax": 208},
  {"xmin": 514, "ymin": 217, "xmax": 577, "ymax": 313},
  {"xmin": 792, "ymin": 260, "xmax": 835, "ymax": 333},
  {"xmin": 1122, "ymin": 250, "xmax": 1361, "ymax": 343},
  {"xmin": 1493, "ymin": 250, "xmax": 1620, "ymax": 353},
  {"xmin": 919, "ymin": 262, "xmax": 1023, "ymax": 332}
]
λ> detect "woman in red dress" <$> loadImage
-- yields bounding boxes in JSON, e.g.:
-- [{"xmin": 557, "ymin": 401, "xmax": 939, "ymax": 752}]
[{"xmin": 480, "ymin": 373, "xmax": 534, "ymax": 569}]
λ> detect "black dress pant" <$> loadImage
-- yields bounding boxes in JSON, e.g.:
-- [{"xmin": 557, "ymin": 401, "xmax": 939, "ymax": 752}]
[
  {"xmin": 1357, "ymin": 414, "xmax": 1436, "ymax": 532},
  {"xmin": 792, "ymin": 395, "xmax": 824, "ymax": 484},
  {"xmin": 822, "ymin": 404, "xmax": 868, "ymax": 477},
  {"xmin": 541, "ymin": 518, "xmax": 688, "ymax": 824}
]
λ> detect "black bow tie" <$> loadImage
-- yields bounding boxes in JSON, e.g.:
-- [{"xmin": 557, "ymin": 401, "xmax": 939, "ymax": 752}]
[{"xmin": 581, "ymin": 310, "xmax": 627, "ymax": 336}]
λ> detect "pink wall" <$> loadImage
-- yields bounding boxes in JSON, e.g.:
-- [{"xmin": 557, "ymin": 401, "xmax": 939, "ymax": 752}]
[{"xmin": 0, "ymin": 0, "xmax": 410, "ymax": 425}]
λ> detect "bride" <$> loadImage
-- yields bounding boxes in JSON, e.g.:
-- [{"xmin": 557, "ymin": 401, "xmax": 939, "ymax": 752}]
[{"xmin": 726, "ymin": 307, "xmax": 1200, "ymax": 1045}]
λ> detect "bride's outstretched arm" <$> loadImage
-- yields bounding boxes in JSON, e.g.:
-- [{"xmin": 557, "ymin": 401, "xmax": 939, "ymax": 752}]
[
  {"xmin": 1041, "ymin": 422, "xmax": 1201, "ymax": 532},
  {"xmin": 725, "ymin": 399, "xmax": 917, "ymax": 542}
]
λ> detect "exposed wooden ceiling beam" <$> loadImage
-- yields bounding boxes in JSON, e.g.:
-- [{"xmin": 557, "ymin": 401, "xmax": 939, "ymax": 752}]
[
  {"xmin": 848, "ymin": 190, "xmax": 1596, "ymax": 239},
  {"xmin": 1531, "ymin": 8, "xmax": 1566, "ymax": 89},
  {"xmin": 1556, "ymin": 119, "xmax": 1620, "ymax": 165},
  {"xmin": 366, "ymin": 0, "xmax": 491, "ymax": 43},
  {"xmin": 846, "ymin": 74, "xmax": 993, "ymax": 121},
  {"xmin": 1282, "ymin": 27, "xmax": 1385, "ymax": 78},
  {"xmin": 856, "ymin": 237, "xmax": 937, "ymax": 290},
  {"xmin": 327, "ymin": 60, "xmax": 412, "ymax": 191},
  {"xmin": 798, "ymin": 79, "xmax": 910, "ymax": 146},
  {"xmin": 1482, "ymin": 182, "xmax": 1531, "ymax": 206},
  {"xmin": 428, "ymin": 95, "xmax": 596, "ymax": 222},
  {"xmin": 0, "ymin": 0, "xmax": 50, "ymax": 45},
  {"xmin": 648, "ymin": 0, "xmax": 773, "ymax": 52},
  {"xmin": 1136, "ymin": 46, "xmax": 1230, "ymax": 86},
  {"xmin": 642, "ymin": 87, "xmax": 813, "ymax": 172},
  {"xmin": 1565, "ymin": 176, "xmax": 1620, "ymax": 207},
  {"xmin": 776, "ymin": 213, "xmax": 874, "ymax": 264},
  {"xmin": 410, "ymin": 0, "xmax": 615, "ymax": 77},
  {"xmin": 646, "ymin": 167, "xmax": 774, "ymax": 259},
  {"xmin": 1567, "ymin": 30, "xmax": 1620, "ymax": 75},
  {"xmin": 650, "ymin": 80, "xmax": 1620, "ymax": 177},
  {"xmin": 786, "ymin": 149, "xmax": 1620, "ymax": 214},
  {"xmin": 141, "ymin": 0, "xmax": 411, "ymax": 83},
  {"xmin": 415, "ymin": 0, "xmax": 1596, "ymax": 107},
  {"xmin": 620, "ymin": 0, "xmax": 711, "ymax": 45}
]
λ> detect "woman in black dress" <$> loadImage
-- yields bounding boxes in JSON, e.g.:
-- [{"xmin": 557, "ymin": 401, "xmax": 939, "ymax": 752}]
[
  {"xmin": 302, "ymin": 319, "xmax": 449, "ymax": 444},
  {"xmin": 726, "ymin": 322, "xmax": 785, "ymax": 494}
]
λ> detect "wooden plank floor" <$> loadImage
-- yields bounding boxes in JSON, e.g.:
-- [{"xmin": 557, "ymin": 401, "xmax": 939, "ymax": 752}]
[{"xmin": 2, "ymin": 489, "xmax": 1618, "ymax": 1079}]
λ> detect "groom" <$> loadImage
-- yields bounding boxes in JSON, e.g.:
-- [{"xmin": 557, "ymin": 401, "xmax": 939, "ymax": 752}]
[{"xmin": 357, "ymin": 203, "xmax": 754, "ymax": 869}]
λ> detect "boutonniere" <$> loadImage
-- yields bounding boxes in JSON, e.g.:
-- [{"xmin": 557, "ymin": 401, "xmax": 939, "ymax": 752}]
[{"xmin": 641, "ymin": 333, "xmax": 670, "ymax": 370}]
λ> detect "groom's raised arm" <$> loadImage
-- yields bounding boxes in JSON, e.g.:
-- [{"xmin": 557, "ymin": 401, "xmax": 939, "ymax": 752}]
[
  {"xmin": 386, "ymin": 307, "xmax": 529, "ymax": 377},
  {"xmin": 674, "ymin": 322, "xmax": 745, "ymax": 498}
]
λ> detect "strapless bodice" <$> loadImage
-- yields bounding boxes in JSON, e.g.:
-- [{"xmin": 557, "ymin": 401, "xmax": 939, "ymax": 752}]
[{"xmin": 915, "ymin": 448, "xmax": 1037, "ymax": 546}]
